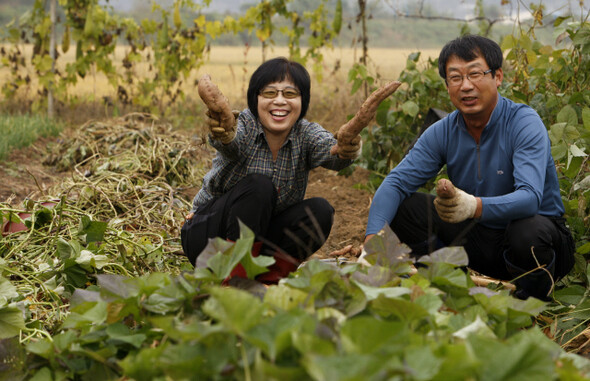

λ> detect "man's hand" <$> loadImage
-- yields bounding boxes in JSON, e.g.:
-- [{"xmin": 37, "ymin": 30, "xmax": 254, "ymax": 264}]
[
  {"xmin": 434, "ymin": 178, "xmax": 478, "ymax": 223},
  {"xmin": 206, "ymin": 109, "xmax": 239, "ymax": 144},
  {"xmin": 330, "ymin": 130, "xmax": 362, "ymax": 159}
]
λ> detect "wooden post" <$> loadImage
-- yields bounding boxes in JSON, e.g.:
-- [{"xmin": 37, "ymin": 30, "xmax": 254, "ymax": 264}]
[{"xmin": 48, "ymin": 0, "xmax": 56, "ymax": 119}]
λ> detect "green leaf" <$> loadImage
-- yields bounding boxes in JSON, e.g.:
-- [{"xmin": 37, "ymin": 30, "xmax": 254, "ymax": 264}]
[
  {"xmin": 370, "ymin": 294, "xmax": 429, "ymax": 322},
  {"xmin": 553, "ymin": 285, "xmax": 587, "ymax": 305},
  {"xmin": 202, "ymin": 287, "xmax": 266, "ymax": 335},
  {"xmin": 402, "ymin": 100, "xmax": 419, "ymax": 117},
  {"xmin": 452, "ymin": 315, "xmax": 497, "ymax": 339},
  {"xmin": 418, "ymin": 246, "xmax": 469, "ymax": 267},
  {"xmin": 0, "ymin": 307, "xmax": 26, "ymax": 339},
  {"xmin": 582, "ymin": 107, "xmax": 590, "ymax": 129},
  {"xmin": 236, "ymin": 221, "xmax": 275, "ymax": 278},
  {"xmin": 264, "ymin": 284, "xmax": 309, "ymax": 310},
  {"xmin": 353, "ymin": 282, "xmax": 410, "ymax": 301},
  {"xmin": 556, "ymin": 105, "xmax": 578, "ymax": 126},
  {"xmin": 340, "ymin": 316, "xmax": 407, "ymax": 354},
  {"xmin": 569, "ymin": 144, "xmax": 586, "ymax": 158},
  {"xmin": 25, "ymin": 339, "xmax": 53, "ymax": 359},
  {"xmin": 0, "ymin": 276, "xmax": 18, "ymax": 306},
  {"xmin": 201, "ymin": 239, "xmax": 243, "ymax": 280},
  {"xmin": 78, "ymin": 216, "xmax": 108, "ymax": 242},
  {"xmin": 362, "ymin": 224, "xmax": 413, "ymax": 269},
  {"xmin": 56, "ymin": 238, "xmax": 82, "ymax": 260},
  {"xmin": 62, "ymin": 301, "xmax": 108, "ymax": 329},
  {"xmin": 551, "ymin": 141, "xmax": 567, "ymax": 161},
  {"xmin": 245, "ymin": 310, "xmax": 308, "ymax": 361},
  {"xmin": 106, "ymin": 322, "xmax": 147, "ymax": 348},
  {"xmin": 75, "ymin": 250, "xmax": 109, "ymax": 270},
  {"xmin": 303, "ymin": 353, "xmax": 384, "ymax": 381},
  {"xmin": 469, "ymin": 328, "xmax": 557, "ymax": 381},
  {"xmin": 96, "ymin": 274, "xmax": 140, "ymax": 299},
  {"xmin": 404, "ymin": 346, "xmax": 443, "ymax": 381}
]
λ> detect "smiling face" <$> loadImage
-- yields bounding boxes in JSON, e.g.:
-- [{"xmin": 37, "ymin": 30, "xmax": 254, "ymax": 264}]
[
  {"xmin": 445, "ymin": 54, "xmax": 503, "ymax": 127},
  {"xmin": 257, "ymin": 80, "xmax": 302, "ymax": 139}
]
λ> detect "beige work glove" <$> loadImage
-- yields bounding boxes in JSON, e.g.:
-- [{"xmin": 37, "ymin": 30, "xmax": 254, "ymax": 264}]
[
  {"xmin": 434, "ymin": 178, "xmax": 477, "ymax": 223},
  {"xmin": 331, "ymin": 130, "xmax": 362, "ymax": 160},
  {"xmin": 206, "ymin": 109, "xmax": 239, "ymax": 144}
]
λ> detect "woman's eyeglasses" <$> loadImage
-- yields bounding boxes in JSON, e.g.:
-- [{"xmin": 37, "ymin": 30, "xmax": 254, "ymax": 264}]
[{"xmin": 259, "ymin": 87, "xmax": 301, "ymax": 99}]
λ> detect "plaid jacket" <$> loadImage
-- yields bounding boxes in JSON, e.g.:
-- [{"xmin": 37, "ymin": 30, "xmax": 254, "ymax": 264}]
[{"xmin": 191, "ymin": 108, "xmax": 353, "ymax": 214}]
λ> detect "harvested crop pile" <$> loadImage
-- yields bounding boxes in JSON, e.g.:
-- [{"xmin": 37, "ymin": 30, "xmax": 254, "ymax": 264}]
[{"xmin": 0, "ymin": 113, "xmax": 207, "ymax": 333}]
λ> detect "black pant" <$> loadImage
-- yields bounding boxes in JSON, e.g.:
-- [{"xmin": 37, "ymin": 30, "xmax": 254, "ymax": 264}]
[
  {"xmin": 390, "ymin": 193, "xmax": 575, "ymax": 280},
  {"xmin": 181, "ymin": 174, "xmax": 335, "ymax": 266}
]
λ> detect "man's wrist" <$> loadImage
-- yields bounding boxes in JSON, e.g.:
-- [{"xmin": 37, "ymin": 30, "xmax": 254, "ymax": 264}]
[{"xmin": 473, "ymin": 197, "xmax": 482, "ymax": 219}]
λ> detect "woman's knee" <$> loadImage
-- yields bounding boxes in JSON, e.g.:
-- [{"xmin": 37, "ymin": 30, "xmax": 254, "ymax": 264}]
[
  {"xmin": 305, "ymin": 197, "xmax": 334, "ymax": 232},
  {"xmin": 237, "ymin": 174, "xmax": 276, "ymax": 203}
]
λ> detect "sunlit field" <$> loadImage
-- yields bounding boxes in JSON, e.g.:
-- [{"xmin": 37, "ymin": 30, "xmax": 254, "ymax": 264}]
[
  {"xmin": 0, "ymin": 44, "xmax": 438, "ymax": 100},
  {"xmin": 0, "ymin": 44, "xmax": 439, "ymax": 129}
]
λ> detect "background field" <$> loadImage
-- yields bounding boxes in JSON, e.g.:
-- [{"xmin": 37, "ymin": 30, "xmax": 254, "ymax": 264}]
[{"xmin": 0, "ymin": 44, "xmax": 439, "ymax": 130}]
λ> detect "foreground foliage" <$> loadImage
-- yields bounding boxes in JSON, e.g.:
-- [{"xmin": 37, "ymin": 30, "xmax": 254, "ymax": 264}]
[{"xmin": 2, "ymin": 224, "xmax": 590, "ymax": 380}]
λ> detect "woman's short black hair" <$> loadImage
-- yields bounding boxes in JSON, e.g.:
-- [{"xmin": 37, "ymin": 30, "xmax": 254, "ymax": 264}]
[
  {"xmin": 438, "ymin": 34, "xmax": 503, "ymax": 80},
  {"xmin": 247, "ymin": 57, "xmax": 311, "ymax": 121}
]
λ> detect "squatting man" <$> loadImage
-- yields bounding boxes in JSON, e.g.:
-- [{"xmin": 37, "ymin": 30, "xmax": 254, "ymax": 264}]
[{"xmin": 364, "ymin": 34, "xmax": 575, "ymax": 300}]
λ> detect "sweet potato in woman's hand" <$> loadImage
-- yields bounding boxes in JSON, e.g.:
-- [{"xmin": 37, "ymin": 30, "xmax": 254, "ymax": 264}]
[
  {"xmin": 198, "ymin": 74, "xmax": 236, "ymax": 143},
  {"xmin": 331, "ymin": 80, "xmax": 402, "ymax": 157}
]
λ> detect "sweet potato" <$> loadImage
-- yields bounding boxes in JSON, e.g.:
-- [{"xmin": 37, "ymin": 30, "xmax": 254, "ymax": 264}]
[
  {"xmin": 197, "ymin": 74, "xmax": 235, "ymax": 133},
  {"xmin": 436, "ymin": 178, "xmax": 456, "ymax": 198},
  {"xmin": 337, "ymin": 80, "xmax": 402, "ymax": 141}
]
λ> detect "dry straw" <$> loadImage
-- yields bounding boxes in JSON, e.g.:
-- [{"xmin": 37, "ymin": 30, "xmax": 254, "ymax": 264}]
[{"xmin": 0, "ymin": 113, "xmax": 208, "ymax": 335}]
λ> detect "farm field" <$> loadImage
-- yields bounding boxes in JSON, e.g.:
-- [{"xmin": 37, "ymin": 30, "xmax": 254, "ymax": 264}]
[
  {"xmin": 0, "ymin": 44, "xmax": 439, "ymax": 109},
  {"xmin": 2, "ymin": 27, "xmax": 590, "ymax": 376}
]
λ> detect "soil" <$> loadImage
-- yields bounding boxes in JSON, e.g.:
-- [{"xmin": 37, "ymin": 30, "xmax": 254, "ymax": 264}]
[{"xmin": 0, "ymin": 133, "xmax": 371, "ymax": 261}]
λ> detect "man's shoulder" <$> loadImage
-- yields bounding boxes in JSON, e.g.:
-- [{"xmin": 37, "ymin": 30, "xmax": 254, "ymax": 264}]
[{"xmin": 499, "ymin": 95, "xmax": 538, "ymax": 117}]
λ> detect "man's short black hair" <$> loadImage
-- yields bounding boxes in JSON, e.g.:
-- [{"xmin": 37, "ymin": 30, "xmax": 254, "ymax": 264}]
[
  {"xmin": 438, "ymin": 34, "xmax": 503, "ymax": 80},
  {"xmin": 247, "ymin": 57, "xmax": 311, "ymax": 121}
]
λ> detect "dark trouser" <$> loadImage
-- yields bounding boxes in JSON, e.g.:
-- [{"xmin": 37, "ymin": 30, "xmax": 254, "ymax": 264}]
[
  {"xmin": 181, "ymin": 174, "xmax": 334, "ymax": 266},
  {"xmin": 391, "ymin": 193, "xmax": 575, "ymax": 297}
]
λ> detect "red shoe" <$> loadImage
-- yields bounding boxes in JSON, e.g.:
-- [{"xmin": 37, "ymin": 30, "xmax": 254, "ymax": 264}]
[
  {"xmin": 224, "ymin": 242, "xmax": 301, "ymax": 285},
  {"xmin": 255, "ymin": 250, "xmax": 301, "ymax": 285}
]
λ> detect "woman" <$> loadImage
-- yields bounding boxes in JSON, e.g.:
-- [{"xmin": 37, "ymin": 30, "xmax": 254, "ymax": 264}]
[{"xmin": 181, "ymin": 57, "xmax": 376, "ymax": 282}]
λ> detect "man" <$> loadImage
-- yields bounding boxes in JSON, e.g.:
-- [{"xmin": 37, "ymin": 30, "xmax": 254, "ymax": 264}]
[{"xmin": 365, "ymin": 35, "xmax": 574, "ymax": 300}]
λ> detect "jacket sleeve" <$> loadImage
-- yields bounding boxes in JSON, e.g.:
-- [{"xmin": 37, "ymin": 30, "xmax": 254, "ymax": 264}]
[
  {"xmin": 303, "ymin": 121, "xmax": 354, "ymax": 171},
  {"xmin": 479, "ymin": 110, "xmax": 549, "ymax": 222}
]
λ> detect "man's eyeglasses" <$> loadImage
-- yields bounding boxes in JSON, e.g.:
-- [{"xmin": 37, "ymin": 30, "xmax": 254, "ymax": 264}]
[
  {"xmin": 446, "ymin": 69, "xmax": 493, "ymax": 87},
  {"xmin": 260, "ymin": 87, "xmax": 301, "ymax": 99}
]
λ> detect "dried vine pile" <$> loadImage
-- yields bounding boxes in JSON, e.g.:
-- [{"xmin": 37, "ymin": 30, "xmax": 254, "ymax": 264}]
[{"xmin": 0, "ymin": 113, "xmax": 207, "ymax": 334}]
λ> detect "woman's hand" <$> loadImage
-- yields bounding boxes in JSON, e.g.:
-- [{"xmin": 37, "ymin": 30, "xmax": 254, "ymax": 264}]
[{"xmin": 330, "ymin": 80, "xmax": 401, "ymax": 158}]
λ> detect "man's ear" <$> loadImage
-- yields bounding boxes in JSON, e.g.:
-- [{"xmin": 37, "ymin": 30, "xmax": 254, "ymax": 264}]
[{"xmin": 495, "ymin": 68, "xmax": 504, "ymax": 87}]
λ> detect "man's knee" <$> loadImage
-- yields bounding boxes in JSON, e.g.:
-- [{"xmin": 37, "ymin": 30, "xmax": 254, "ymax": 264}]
[
  {"xmin": 506, "ymin": 216, "xmax": 550, "ymax": 255},
  {"xmin": 505, "ymin": 216, "xmax": 555, "ymax": 269}
]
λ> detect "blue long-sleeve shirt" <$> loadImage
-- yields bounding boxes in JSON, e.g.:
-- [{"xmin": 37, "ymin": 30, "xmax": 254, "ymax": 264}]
[
  {"xmin": 366, "ymin": 95, "xmax": 564, "ymax": 234},
  {"xmin": 192, "ymin": 108, "xmax": 353, "ymax": 214}
]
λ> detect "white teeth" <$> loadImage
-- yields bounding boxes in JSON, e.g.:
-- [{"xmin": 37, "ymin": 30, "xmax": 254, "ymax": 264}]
[{"xmin": 271, "ymin": 111, "xmax": 288, "ymax": 117}]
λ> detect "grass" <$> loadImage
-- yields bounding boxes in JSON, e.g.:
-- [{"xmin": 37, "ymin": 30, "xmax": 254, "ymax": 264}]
[{"xmin": 0, "ymin": 114, "xmax": 63, "ymax": 160}]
